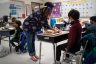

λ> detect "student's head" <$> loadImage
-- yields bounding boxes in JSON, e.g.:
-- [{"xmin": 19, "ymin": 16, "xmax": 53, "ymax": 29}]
[
  {"xmin": 44, "ymin": 2, "xmax": 54, "ymax": 10},
  {"xmin": 90, "ymin": 16, "xmax": 96, "ymax": 24},
  {"xmin": 68, "ymin": 9, "xmax": 80, "ymax": 22},
  {"xmin": 13, "ymin": 20, "xmax": 21, "ymax": 28},
  {"xmin": 40, "ymin": 2, "xmax": 54, "ymax": 19},
  {"xmin": 41, "ymin": 7, "xmax": 53, "ymax": 19},
  {"xmin": 12, "ymin": 17, "xmax": 16, "ymax": 22}
]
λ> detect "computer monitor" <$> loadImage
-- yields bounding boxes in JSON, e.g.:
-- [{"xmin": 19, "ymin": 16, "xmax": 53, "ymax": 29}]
[
  {"xmin": 55, "ymin": 24, "xmax": 66, "ymax": 31},
  {"xmin": 3, "ymin": 15, "xmax": 8, "ymax": 23}
]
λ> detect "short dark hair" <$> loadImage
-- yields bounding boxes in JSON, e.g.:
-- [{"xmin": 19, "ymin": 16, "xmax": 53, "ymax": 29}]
[
  {"xmin": 44, "ymin": 2, "xmax": 54, "ymax": 9},
  {"xmin": 12, "ymin": 17, "xmax": 16, "ymax": 22},
  {"xmin": 90, "ymin": 16, "xmax": 96, "ymax": 22},
  {"xmin": 15, "ymin": 20, "xmax": 21, "ymax": 26},
  {"xmin": 68, "ymin": 9, "xmax": 80, "ymax": 20}
]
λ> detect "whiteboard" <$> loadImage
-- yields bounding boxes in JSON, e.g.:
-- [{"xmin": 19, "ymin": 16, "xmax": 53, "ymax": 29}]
[
  {"xmin": 0, "ymin": 1, "xmax": 27, "ymax": 18},
  {"xmin": 10, "ymin": 1, "xmax": 26, "ymax": 17}
]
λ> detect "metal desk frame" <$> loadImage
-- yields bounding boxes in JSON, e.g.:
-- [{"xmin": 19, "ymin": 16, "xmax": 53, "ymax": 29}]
[{"xmin": 37, "ymin": 31, "xmax": 68, "ymax": 64}]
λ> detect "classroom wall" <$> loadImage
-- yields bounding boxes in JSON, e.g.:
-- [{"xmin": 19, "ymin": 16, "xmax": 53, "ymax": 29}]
[
  {"xmin": 31, "ymin": 0, "xmax": 43, "ymax": 3},
  {"xmin": 0, "ymin": 2, "xmax": 10, "ymax": 18},
  {"xmin": 0, "ymin": 1, "xmax": 31, "ymax": 18},
  {"xmin": 20, "ymin": 0, "xmax": 31, "ymax": 4},
  {"xmin": 0, "ymin": 0, "xmax": 9, "ymax": 3},
  {"xmin": 43, "ymin": 0, "xmax": 62, "ymax": 3},
  {"xmin": 43, "ymin": 0, "xmax": 96, "ymax": 18},
  {"xmin": 17, "ymin": 0, "xmax": 43, "ymax": 4}
]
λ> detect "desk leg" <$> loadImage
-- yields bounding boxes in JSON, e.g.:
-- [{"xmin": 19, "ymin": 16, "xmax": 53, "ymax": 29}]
[
  {"xmin": 53, "ymin": 43, "xmax": 57, "ymax": 64},
  {"xmin": 0, "ymin": 37, "xmax": 1, "ymax": 45},
  {"xmin": 39, "ymin": 41, "xmax": 42, "ymax": 64},
  {"xmin": 9, "ymin": 36, "xmax": 12, "ymax": 52}
]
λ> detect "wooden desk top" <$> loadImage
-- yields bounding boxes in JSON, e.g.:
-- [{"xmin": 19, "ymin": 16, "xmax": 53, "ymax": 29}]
[
  {"xmin": 0, "ymin": 28, "xmax": 15, "ymax": 32},
  {"xmin": 37, "ymin": 31, "xmax": 69, "ymax": 37}
]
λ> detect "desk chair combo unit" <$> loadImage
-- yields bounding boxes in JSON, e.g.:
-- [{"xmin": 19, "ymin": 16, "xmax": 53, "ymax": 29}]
[
  {"xmin": 61, "ymin": 40, "xmax": 88, "ymax": 64},
  {"xmin": 37, "ymin": 31, "xmax": 68, "ymax": 64}
]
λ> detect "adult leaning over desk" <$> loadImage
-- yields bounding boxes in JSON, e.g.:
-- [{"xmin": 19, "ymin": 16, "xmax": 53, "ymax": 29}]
[{"xmin": 23, "ymin": 2, "xmax": 59, "ymax": 61}]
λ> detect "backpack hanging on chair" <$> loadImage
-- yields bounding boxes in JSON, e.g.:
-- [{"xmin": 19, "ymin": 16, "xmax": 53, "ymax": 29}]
[{"xmin": 19, "ymin": 32, "xmax": 27, "ymax": 53}]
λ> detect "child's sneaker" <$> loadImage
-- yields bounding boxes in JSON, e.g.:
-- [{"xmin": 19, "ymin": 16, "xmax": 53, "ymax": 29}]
[{"xmin": 63, "ymin": 58, "xmax": 71, "ymax": 63}]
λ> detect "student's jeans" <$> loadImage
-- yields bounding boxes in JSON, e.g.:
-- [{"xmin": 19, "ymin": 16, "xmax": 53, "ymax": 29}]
[
  {"xmin": 25, "ymin": 31, "xmax": 36, "ymax": 56},
  {"xmin": 56, "ymin": 43, "xmax": 80, "ymax": 61},
  {"xmin": 56, "ymin": 43, "xmax": 68, "ymax": 61}
]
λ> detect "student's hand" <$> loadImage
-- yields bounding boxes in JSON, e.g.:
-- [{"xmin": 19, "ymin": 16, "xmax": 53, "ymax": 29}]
[
  {"xmin": 44, "ymin": 29, "xmax": 55, "ymax": 34},
  {"xmin": 52, "ymin": 27, "xmax": 61, "ymax": 33}
]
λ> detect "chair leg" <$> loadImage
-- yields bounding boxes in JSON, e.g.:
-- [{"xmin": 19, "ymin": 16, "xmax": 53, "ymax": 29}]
[
  {"xmin": 39, "ymin": 41, "xmax": 42, "ymax": 64},
  {"xmin": 53, "ymin": 43, "xmax": 56, "ymax": 64},
  {"xmin": 61, "ymin": 52, "xmax": 66, "ymax": 63}
]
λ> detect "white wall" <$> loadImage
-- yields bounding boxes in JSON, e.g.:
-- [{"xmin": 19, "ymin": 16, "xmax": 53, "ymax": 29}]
[
  {"xmin": 0, "ymin": 0, "xmax": 9, "ymax": 3},
  {"xmin": 0, "ymin": 2, "xmax": 10, "ymax": 18},
  {"xmin": 19, "ymin": 0, "xmax": 31, "ymax": 4},
  {"xmin": 31, "ymin": 0, "xmax": 43, "ymax": 3},
  {"xmin": 20, "ymin": 0, "xmax": 43, "ymax": 4},
  {"xmin": 42, "ymin": 0, "xmax": 63, "ymax": 3}
]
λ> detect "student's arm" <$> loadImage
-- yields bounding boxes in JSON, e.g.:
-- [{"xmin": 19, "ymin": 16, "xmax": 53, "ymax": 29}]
[{"xmin": 13, "ymin": 28, "xmax": 22, "ymax": 39}]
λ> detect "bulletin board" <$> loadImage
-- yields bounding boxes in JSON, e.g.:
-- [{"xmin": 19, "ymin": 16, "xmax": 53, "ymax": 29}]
[
  {"xmin": 60, "ymin": 0, "xmax": 96, "ymax": 18},
  {"xmin": 51, "ymin": 2, "xmax": 61, "ymax": 18},
  {"xmin": 9, "ymin": 1, "xmax": 26, "ymax": 18}
]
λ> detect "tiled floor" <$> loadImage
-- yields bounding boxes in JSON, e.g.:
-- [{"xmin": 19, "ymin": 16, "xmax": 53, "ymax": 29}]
[{"xmin": 0, "ymin": 38, "xmax": 76, "ymax": 64}]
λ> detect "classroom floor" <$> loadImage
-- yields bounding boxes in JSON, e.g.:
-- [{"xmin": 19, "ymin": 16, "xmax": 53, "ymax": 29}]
[
  {"xmin": 0, "ymin": 37, "xmax": 76, "ymax": 64},
  {"xmin": 0, "ymin": 18, "xmax": 82, "ymax": 64}
]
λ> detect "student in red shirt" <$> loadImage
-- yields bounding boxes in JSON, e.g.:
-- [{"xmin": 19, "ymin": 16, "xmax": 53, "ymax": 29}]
[{"xmin": 56, "ymin": 9, "xmax": 82, "ymax": 64}]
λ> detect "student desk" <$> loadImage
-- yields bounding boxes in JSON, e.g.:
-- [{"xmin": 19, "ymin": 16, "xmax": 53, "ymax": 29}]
[
  {"xmin": 37, "ymin": 31, "xmax": 69, "ymax": 64},
  {"xmin": 0, "ymin": 29, "xmax": 15, "ymax": 52}
]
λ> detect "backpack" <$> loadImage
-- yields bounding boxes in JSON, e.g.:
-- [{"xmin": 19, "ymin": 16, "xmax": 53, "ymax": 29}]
[{"xmin": 19, "ymin": 32, "xmax": 27, "ymax": 53}]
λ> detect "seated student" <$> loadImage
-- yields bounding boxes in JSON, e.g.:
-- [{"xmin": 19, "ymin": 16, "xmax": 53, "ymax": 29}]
[
  {"xmin": 81, "ymin": 32, "xmax": 96, "ymax": 64},
  {"xmin": 56, "ymin": 9, "xmax": 82, "ymax": 64},
  {"xmin": 84, "ymin": 47, "xmax": 96, "ymax": 64},
  {"xmin": 10, "ymin": 20, "xmax": 23, "ymax": 52},
  {"xmin": 81, "ymin": 16, "xmax": 96, "ymax": 52},
  {"xmin": 12, "ymin": 17, "xmax": 16, "ymax": 22},
  {"xmin": 9, "ymin": 17, "xmax": 16, "ymax": 25},
  {"xmin": 85, "ymin": 16, "xmax": 96, "ymax": 34},
  {"xmin": 81, "ymin": 16, "xmax": 96, "ymax": 63}
]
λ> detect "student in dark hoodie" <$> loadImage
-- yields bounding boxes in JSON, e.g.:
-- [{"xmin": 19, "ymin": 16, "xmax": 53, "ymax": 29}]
[
  {"xmin": 86, "ymin": 16, "xmax": 96, "ymax": 34},
  {"xmin": 81, "ymin": 16, "xmax": 96, "ymax": 63},
  {"xmin": 23, "ymin": 2, "xmax": 55, "ymax": 61},
  {"xmin": 10, "ymin": 20, "xmax": 23, "ymax": 52},
  {"xmin": 56, "ymin": 9, "xmax": 82, "ymax": 64}
]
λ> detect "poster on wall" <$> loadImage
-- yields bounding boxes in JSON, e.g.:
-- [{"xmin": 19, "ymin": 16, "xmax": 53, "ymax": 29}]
[
  {"xmin": 9, "ymin": 1, "xmax": 26, "ymax": 18},
  {"xmin": 51, "ymin": 2, "xmax": 61, "ymax": 18},
  {"xmin": 61, "ymin": 0, "xmax": 96, "ymax": 17},
  {"xmin": 9, "ymin": 4, "xmax": 17, "ymax": 15}
]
